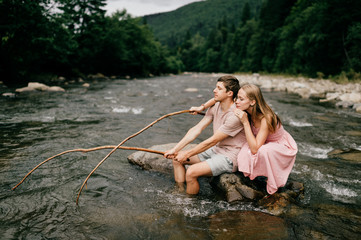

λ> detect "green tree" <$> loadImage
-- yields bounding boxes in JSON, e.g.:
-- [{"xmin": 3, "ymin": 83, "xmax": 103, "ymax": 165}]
[
  {"xmin": 227, "ymin": 19, "xmax": 257, "ymax": 72},
  {"xmin": 57, "ymin": 0, "xmax": 107, "ymax": 73},
  {"xmin": 242, "ymin": 29, "xmax": 264, "ymax": 72},
  {"xmin": 201, "ymin": 48, "xmax": 219, "ymax": 72},
  {"xmin": 0, "ymin": 0, "xmax": 70, "ymax": 85},
  {"xmin": 180, "ymin": 33, "xmax": 205, "ymax": 72},
  {"xmin": 257, "ymin": 0, "xmax": 297, "ymax": 72},
  {"xmin": 241, "ymin": 2, "xmax": 251, "ymax": 23},
  {"xmin": 275, "ymin": 0, "xmax": 361, "ymax": 76},
  {"xmin": 345, "ymin": 22, "xmax": 361, "ymax": 72},
  {"xmin": 98, "ymin": 10, "xmax": 171, "ymax": 76}
]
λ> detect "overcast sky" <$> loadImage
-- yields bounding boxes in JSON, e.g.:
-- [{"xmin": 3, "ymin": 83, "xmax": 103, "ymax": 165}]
[{"xmin": 105, "ymin": 0, "xmax": 203, "ymax": 17}]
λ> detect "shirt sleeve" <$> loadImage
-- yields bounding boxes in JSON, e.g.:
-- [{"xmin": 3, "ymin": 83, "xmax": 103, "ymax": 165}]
[{"xmin": 219, "ymin": 113, "xmax": 244, "ymax": 137}]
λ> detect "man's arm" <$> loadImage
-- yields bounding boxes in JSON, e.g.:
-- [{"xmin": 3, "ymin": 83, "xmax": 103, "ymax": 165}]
[
  {"xmin": 174, "ymin": 130, "xmax": 229, "ymax": 163},
  {"xmin": 164, "ymin": 116, "xmax": 212, "ymax": 158}
]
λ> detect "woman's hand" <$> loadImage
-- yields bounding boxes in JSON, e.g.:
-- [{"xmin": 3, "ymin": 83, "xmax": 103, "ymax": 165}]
[{"xmin": 234, "ymin": 109, "xmax": 249, "ymax": 124}]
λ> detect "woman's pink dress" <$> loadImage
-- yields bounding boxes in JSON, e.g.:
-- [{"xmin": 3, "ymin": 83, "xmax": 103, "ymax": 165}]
[{"xmin": 237, "ymin": 124, "xmax": 297, "ymax": 194}]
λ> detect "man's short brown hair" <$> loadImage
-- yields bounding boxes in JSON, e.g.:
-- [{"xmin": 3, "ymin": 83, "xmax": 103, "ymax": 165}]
[{"xmin": 217, "ymin": 75, "xmax": 240, "ymax": 99}]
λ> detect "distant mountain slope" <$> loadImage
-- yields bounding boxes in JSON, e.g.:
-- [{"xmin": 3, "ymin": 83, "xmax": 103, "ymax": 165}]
[{"xmin": 144, "ymin": 0, "xmax": 262, "ymax": 47}]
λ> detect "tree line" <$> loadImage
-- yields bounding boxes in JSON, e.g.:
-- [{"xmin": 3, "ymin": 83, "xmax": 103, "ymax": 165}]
[
  {"xmin": 1, "ymin": 0, "xmax": 360, "ymax": 87},
  {"xmin": 0, "ymin": 0, "xmax": 181, "ymax": 86},
  {"xmin": 144, "ymin": 0, "xmax": 262, "ymax": 48},
  {"xmin": 175, "ymin": 0, "xmax": 361, "ymax": 81}
]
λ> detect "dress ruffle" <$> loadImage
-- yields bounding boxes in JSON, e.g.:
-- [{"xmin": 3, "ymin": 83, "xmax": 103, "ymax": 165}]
[{"xmin": 237, "ymin": 125, "xmax": 297, "ymax": 194}]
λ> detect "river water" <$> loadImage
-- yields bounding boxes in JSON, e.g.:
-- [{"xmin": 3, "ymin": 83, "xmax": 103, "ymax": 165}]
[{"xmin": 0, "ymin": 73, "xmax": 360, "ymax": 239}]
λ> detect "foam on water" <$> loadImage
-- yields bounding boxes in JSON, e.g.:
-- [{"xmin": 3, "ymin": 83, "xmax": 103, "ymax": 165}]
[
  {"xmin": 160, "ymin": 191, "xmax": 255, "ymax": 218},
  {"xmin": 298, "ymin": 165, "xmax": 359, "ymax": 203},
  {"xmin": 143, "ymin": 185, "xmax": 256, "ymax": 218},
  {"xmin": 112, "ymin": 106, "xmax": 131, "ymax": 113},
  {"xmin": 104, "ymin": 96, "xmax": 114, "ymax": 100},
  {"xmin": 288, "ymin": 120, "xmax": 313, "ymax": 127},
  {"xmin": 41, "ymin": 116, "xmax": 55, "ymax": 122},
  {"xmin": 297, "ymin": 142, "xmax": 333, "ymax": 159},
  {"xmin": 112, "ymin": 106, "xmax": 143, "ymax": 114},
  {"xmin": 131, "ymin": 108, "xmax": 143, "ymax": 114},
  {"xmin": 321, "ymin": 182, "xmax": 358, "ymax": 197},
  {"xmin": 331, "ymin": 175, "xmax": 361, "ymax": 185}
]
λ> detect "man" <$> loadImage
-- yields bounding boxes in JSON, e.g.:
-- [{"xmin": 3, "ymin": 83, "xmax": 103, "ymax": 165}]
[{"xmin": 164, "ymin": 75, "xmax": 247, "ymax": 194}]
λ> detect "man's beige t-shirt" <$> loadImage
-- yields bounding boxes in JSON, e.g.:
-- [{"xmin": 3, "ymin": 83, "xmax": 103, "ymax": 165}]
[{"xmin": 205, "ymin": 102, "xmax": 246, "ymax": 171}]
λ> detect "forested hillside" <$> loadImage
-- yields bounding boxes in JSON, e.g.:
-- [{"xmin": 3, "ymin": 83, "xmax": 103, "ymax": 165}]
[
  {"xmin": 144, "ymin": 0, "xmax": 262, "ymax": 47},
  {"xmin": 1, "ymin": 0, "xmax": 360, "ymax": 86},
  {"xmin": 147, "ymin": 0, "xmax": 361, "ymax": 80}
]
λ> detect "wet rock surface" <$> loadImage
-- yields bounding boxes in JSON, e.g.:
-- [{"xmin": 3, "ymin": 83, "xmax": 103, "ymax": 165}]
[
  {"xmin": 128, "ymin": 143, "xmax": 304, "ymax": 216},
  {"xmin": 127, "ymin": 143, "xmax": 197, "ymax": 174},
  {"xmin": 211, "ymin": 173, "xmax": 304, "ymax": 216},
  {"xmin": 327, "ymin": 148, "xmax": 361, "ymax": 162}
]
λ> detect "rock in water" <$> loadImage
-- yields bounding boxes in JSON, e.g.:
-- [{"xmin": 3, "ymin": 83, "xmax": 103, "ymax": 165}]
[
  {"xmin": 209, "ymin": 210, "xmax": 291, "ymax": 239},
  {"xmin": 15, "ymin": 82, "xmax": 65, "ymax": 93},
  {"xmin": 328, "ymin": 148, "xmax": 361, "ymax": 162},
  {"xmin": 127, "ymin": 143, "xmax": 197, "ymax": 174}
]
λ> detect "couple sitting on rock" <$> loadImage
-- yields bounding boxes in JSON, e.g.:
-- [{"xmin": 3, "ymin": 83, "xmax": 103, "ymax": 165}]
[{"xmin": 164, "ymin": 75, "xmax": 298, "ymax": 195}]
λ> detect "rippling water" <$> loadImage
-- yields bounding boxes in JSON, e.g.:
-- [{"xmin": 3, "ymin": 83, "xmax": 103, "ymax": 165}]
[{"xmin": 1, "ymin": 73, "xmax": 360, "ymax": 239}]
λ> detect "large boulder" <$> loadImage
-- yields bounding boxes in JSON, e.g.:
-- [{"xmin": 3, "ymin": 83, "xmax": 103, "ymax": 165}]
[
  {"xmin": 127, "ymin": 143, "xmax": 197, "ymax": 174},
  {"xmin": 211, "ymin": 172, "xmax": 304, "ymax": 216},
  {"xmin": 353, "ymin": 103, "xmax": 361, "ymax": 113},
  {"xmin": 128, "ymin": 143, "xmax": 304, "ymax": 216}
]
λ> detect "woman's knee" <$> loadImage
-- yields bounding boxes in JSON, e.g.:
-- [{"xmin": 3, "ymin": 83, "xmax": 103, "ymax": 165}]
[{"xmin": 258, "ymin": 145, "xmax": 273, "ymax": 156}]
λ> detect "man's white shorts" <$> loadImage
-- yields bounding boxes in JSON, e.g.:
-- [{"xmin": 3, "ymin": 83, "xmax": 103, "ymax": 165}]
[{"xmin": 198, "ymin": 148, "xmax": 233, "ymax": 176}]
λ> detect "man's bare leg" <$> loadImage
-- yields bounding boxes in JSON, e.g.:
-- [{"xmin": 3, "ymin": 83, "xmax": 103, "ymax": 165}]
[
  {"xmin": 173, "ymin": 159, "xmax": 186, "ymax": 183},
  {"xmin": 185, "ymin": 161, "xmax": 212, "ymax": 195},
  {"xmin": 172, "ymin": 155, "xmax": 202, "ymax": 183}
]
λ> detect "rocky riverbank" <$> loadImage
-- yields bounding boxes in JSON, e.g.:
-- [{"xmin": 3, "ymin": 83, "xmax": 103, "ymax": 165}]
[
  {"xmin": 228, "ymin": 73, "xmax": 361, "ymax": 113},
  {"xmin": 2, "ymin": 72, "xmax": 361, "ymax": 113}
]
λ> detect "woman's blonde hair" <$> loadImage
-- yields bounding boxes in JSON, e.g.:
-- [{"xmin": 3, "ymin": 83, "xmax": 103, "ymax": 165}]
[{"xmin": 241, "ymin": 83, "xmax": 281, "ymax": 133}]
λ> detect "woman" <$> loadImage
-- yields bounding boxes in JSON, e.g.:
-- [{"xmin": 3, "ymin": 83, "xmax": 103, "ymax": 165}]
[{"xmin": 190, "ymin": 83, "xmax": 297, "ymax": 194}]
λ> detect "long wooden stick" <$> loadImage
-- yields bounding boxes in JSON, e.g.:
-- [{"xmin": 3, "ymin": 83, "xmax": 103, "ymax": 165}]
[
  {"xmin": 12, "ymin": 109, "xmax": 203, "ymax": 204},
  {"xmin": 12, "ymin": 146, "xmax": 165, "ymax": 191},
  {"xmin": 76, "ymin": 109, "xmax": 196, "ymax": 204}
]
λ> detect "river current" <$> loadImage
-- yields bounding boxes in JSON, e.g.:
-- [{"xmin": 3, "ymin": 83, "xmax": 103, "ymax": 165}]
[{"xmin": 0, "ymin": 73, "xmax": 360, "ymax": 239}]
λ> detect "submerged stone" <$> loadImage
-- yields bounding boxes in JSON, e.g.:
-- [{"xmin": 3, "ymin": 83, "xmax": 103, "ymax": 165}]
[
  {"xmin": 328, "ymin": 148, "xmax": 361, "ymax": 162},
  {"xmin": 209, "ymin": 210, "xmax": 291, "ymax": 239}
]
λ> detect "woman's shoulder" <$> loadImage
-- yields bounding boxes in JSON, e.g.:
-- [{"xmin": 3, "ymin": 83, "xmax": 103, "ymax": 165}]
[{"xmin": 252, "ymin": 115, "xmax": 266, "ymax": 128}]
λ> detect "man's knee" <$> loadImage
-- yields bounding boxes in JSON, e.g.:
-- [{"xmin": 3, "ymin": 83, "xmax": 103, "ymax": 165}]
[
  {"xmin": 173, "ymin": 159, "xmax": 183, "ymax": 167},
  {"xmin": 186, "ymin": 166, "xmax": 198, "ymax": 182}
]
